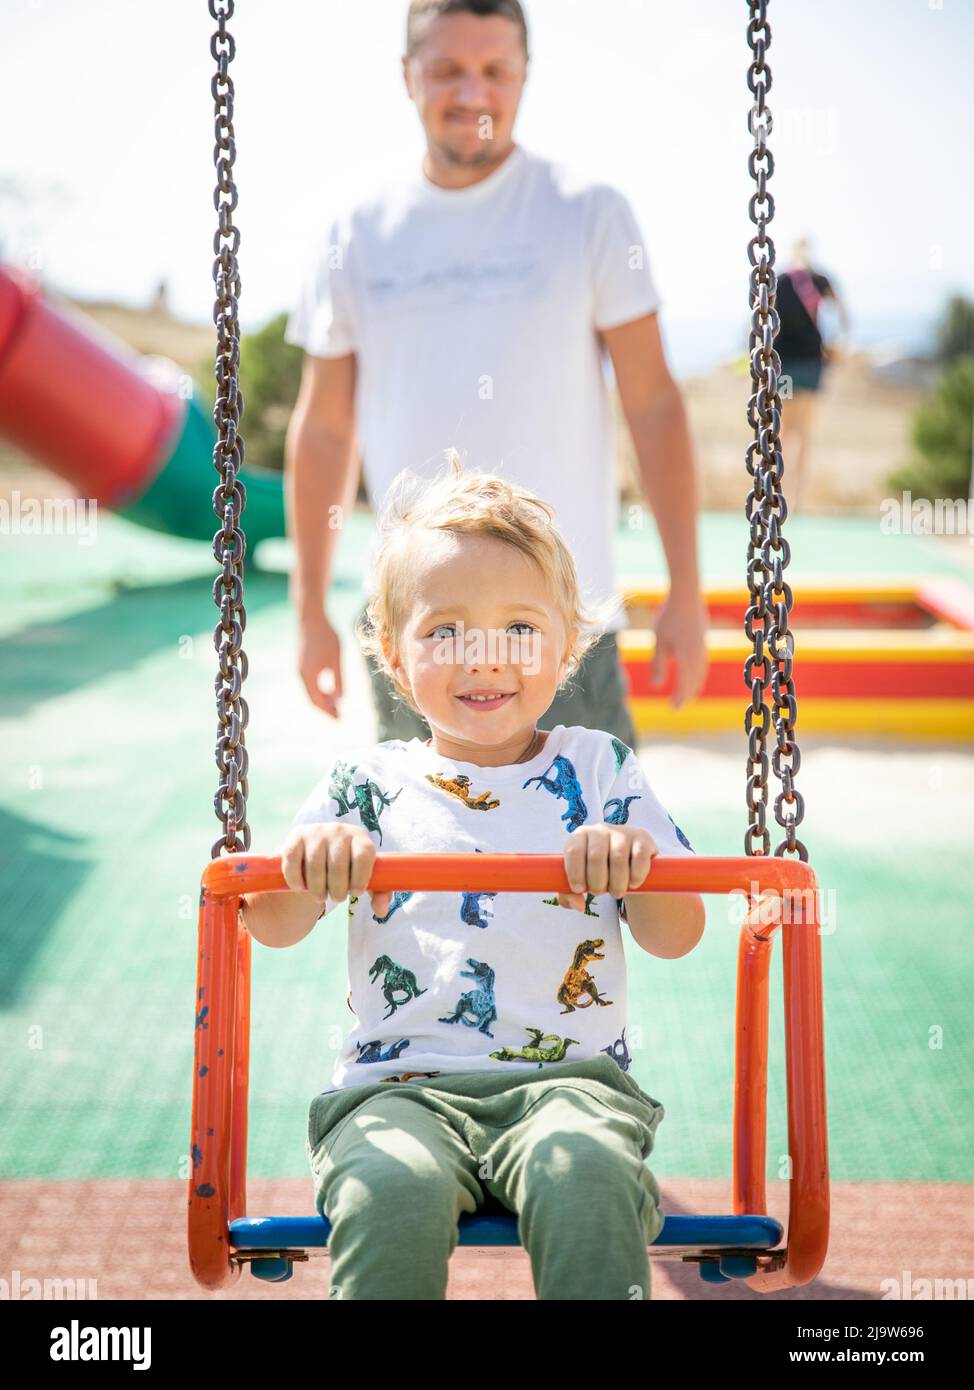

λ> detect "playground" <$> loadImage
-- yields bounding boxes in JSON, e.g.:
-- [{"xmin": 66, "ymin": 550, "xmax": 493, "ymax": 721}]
[{"xmin": 0, "ymin": 491, "xmax": 972, "ymax": 1298}]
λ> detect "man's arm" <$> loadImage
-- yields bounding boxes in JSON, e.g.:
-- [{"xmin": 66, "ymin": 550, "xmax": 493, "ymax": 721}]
[
  {"xmin": 285, "ymin": 351, "xmax": 358, "ymax": 622},
  {"xmin": 285, "ymin": 352, "xmax": 358, "ymax": 712},
  {"xmin": 598, "ymin": 312, "xmax": 708, "ymax": 705}
]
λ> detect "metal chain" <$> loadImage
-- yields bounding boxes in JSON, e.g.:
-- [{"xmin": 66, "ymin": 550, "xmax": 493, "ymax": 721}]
[
  {"xmin": 209, "ymin": 0, "xmax": 251, "ymax": 858},
  {"xmin": 743, "ymin": 0, "xmax": 807, "ymax": 861}
]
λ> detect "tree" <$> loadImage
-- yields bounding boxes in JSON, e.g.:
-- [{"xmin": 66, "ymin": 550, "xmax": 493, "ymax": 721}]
[
  {"xmin": 888, "ymin": 355, "xmax": 973, "ymax": 502},
  {"xmin": 888, "ymin": 296, "xmax": 974, "ymax": 501},
  {"xmin": 935, "ymin": 295, "xmax": 974, "ymax": 364},
  {"xmin": 194, "ymin": 315, "xmax": 368, "ymax": 500},
  {"xmin": 194, "ymin": 313, "xmax": 303, "ymax": 473}
]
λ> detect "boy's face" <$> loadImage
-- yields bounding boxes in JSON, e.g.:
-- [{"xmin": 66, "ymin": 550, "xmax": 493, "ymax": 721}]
[
  {"xmin": 387, "ymin": 531, "xmax": 571, "ymax": 765},
  {"xmin": 403, "ymin": 13, "xmax": 527, "ymax": 169}
]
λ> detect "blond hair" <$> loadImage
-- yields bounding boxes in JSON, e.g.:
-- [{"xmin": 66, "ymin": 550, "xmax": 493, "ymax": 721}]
[{"xmin": 356, "ymin": 450, "xmax": 624, "ymax": 721}]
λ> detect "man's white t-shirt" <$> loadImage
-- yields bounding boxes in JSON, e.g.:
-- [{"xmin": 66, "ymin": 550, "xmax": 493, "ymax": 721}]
[
  {"xmin": 284, "ymin": 144, "xmax": 662, "ymax": 634},
  {"xmin": 278, "ymin": 724, "xmax": 695, "ymax": 1092}
]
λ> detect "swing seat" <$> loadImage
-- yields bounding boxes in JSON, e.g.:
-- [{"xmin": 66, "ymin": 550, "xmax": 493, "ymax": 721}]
[
  {"xmin": 188, "ymin": 852, "xmax": 829, "ymax": 1295},
  {"xmin": 228, "ymin": 1208, "xmax": 785, "ymax": 1284}
]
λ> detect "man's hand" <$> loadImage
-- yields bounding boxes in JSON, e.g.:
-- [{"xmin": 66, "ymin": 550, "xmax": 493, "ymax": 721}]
[
  {"xmin": 298, "ymin": 613, "xmax": 344, "ymax": 718},
  {"xmin": 598, "ymin": 313, "xmax": 709, "ymax": 709},
  {"xmin": 559, "ymin": 824, "xmax": 658, "ymax": 911},
  {"xmin": 651, "ymin": 589, "xmax": 708, "ymax": 708},
  {"xmin": 285, "ymin": 351, "xmax": 357, "ymax": 717}
]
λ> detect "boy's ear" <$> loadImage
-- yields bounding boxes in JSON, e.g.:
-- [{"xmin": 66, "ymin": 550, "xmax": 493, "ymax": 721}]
[{"xmin": 383, "ymin": 641, "xmax": 410, "ymax": 697}]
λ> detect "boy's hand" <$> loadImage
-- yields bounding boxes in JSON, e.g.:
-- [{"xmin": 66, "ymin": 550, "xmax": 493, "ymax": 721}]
[
  {"xmin": 280, "ymin": 824, "xmax": 391, "ymax": 919},
  {"xmin": 558, "ymin": 824, "xmax": 658, "ymax": 911}
]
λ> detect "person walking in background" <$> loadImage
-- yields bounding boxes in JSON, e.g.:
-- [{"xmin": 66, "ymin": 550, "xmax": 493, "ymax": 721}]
[
  {"xmin": 283, "ymin": 0, "xmax": 708, "ymax": 747},
  {"xmin": 775, "ymin": 236, "xmax": 850, "ymax": 509}
]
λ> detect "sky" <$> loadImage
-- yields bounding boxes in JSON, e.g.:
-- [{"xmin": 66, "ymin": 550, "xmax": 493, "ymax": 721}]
[{"xmin": 2, "ymin": 0, "xmax": 973, "ymax": 376}]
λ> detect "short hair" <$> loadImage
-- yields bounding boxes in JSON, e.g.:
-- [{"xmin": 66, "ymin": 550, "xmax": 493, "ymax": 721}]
[
  {"xmin": 405, "ymin": 0, "xmax": 530, "ymax": 60},
  {"xmin": 357, "ymin": 450, "xmax": 618, "ymax": 721}
]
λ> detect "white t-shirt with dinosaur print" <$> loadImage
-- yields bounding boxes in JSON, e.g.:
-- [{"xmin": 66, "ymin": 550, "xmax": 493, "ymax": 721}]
[{"xmin": 279, "ymin": 724, "xmax": 696, "ymax": 1092}]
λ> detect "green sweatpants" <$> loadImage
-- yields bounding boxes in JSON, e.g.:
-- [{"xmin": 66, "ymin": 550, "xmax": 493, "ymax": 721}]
[{"xmin": 307, "ymin": 1053, "xmax": 666, "ymax": 1300}]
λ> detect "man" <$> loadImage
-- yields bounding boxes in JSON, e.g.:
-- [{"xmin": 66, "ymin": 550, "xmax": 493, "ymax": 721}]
[{"xmin": 284, "ymin": 0, "xmax": 707, "ymax": 746}]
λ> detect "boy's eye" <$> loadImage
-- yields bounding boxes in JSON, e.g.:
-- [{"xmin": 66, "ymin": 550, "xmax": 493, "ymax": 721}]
[{"xmin": 428, "ymin": 621, "xmax": 537, "ymax": 639}]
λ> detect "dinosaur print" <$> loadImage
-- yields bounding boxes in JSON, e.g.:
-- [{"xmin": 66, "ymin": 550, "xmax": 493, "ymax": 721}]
[
  {"xmin": 368, "ymin": 955, "xmax": 428, "ymax": 1020},
  {"xmin": 489, "ymin": 1028, "xmax": 580, "ymax": 1066},
  {"xmin": 355, "ymin": 1038, "xmax": 410, "ymax": 1064},
  {"xmin": 543, "ymin": 892, "xmax": 600, "ymax": 916},
  {"xmin": 372, "ymin": 890, "xmax": 413, "ymax": 923},
  {"xmin": 461, "ymin": 889, "xmax": 496, "ymax": 928},
  {"xmin": 438, "ymin": 958, "xmax": 497, "ymax": 1037},
  {"xmin": 611, "ymin": 737, "xmax": 633, "ymax": 773},
  {"xmin": 558, "ymin": 939, "xmax": 614, "ymax": 1012},
  {"xmin": 380, "ymin": 1072, "xmax": 443, "ymax": 1083},
  {"xmin": 333, "ymin": 891, "xmax": 406, "ymax": 922},
  {"xmin": 603, "ymin": 794, "xmax": 641, "ymax": 824},
  {"xmin": 667, "ymin": 812, "xmax": 694, "ymax": 850},
  {"xmin": 460, "ymin": 847, "xmax": 497, "ymax": 928},
  {"xmin": 425, "ymin": 772, "xmax": 500, "ymax": 811},
  {"xmin": 602, "ymin": 1027, "xmax": 632, "ymax": 1072},
  {"xmin": 522, "ymin": 754, "xmax": 588, "ymax": 831},
  {"xmin": 328, "ymin": 760, "xmax": 359, "ymax": 816},
  {"xmin": 326, "ymin": 761, "xmax": 402, "ymax": 844}
]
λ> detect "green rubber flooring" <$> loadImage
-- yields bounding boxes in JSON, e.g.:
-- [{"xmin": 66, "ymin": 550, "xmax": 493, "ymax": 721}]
[{"xmin": 1, "ymin": 508, "xmax": 972, "ymax": 1181}]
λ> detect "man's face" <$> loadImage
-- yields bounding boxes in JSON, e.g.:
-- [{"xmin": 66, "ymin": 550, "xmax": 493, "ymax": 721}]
[{"xmin": 403, "ymin": 12, "xmax": 528, "ymax": 166}]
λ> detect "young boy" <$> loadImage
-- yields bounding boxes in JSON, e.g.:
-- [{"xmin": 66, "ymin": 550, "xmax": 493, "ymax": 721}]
[{"xmin": 241, "ymin": 455, "xmax": 705, "ymax": 1300}]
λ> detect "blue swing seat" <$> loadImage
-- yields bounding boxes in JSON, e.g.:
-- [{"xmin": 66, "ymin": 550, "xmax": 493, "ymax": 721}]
[{"xmin": 229, "ymin": 1203, "xmax": 784, "ymax": 1285}]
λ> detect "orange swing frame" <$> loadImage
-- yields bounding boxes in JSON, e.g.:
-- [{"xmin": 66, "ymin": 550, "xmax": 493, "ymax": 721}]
[{"xmin": 188, "ymin": 850, "xmax": 829, "ymax": 1293}]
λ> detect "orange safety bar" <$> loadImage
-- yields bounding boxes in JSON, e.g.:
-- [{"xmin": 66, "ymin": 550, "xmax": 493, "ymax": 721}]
[{"xmin": 188, "ymin": 853, "xmax": 829, "ymax": 1293}]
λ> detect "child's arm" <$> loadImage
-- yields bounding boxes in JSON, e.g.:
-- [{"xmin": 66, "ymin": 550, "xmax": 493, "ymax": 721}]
[
  {"xmin": 240, "ymin": 888, "xmax": 324, "ymax": 950},
  {"xmin": 241, "ymin": 824, "xmax": 388, "ymax": 949},
  {"xmin": 620, "ymin": 888, "xmax": 705, "ymax": 960}
]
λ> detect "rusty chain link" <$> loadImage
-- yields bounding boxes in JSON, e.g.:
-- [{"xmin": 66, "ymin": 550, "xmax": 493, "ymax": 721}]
[
  {"xmin": 209, "ymin": 0, "xmax": 251, "ymax": 858},
  {"xmin": 743, "ymin": 0, "xmax": 807, "ymax": 861}
]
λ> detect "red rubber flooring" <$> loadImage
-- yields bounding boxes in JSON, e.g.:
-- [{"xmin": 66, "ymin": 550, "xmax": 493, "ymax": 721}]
[{"xmin": 2, "ymin": 1177, "xmax": 969, "ymax": 1300}]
